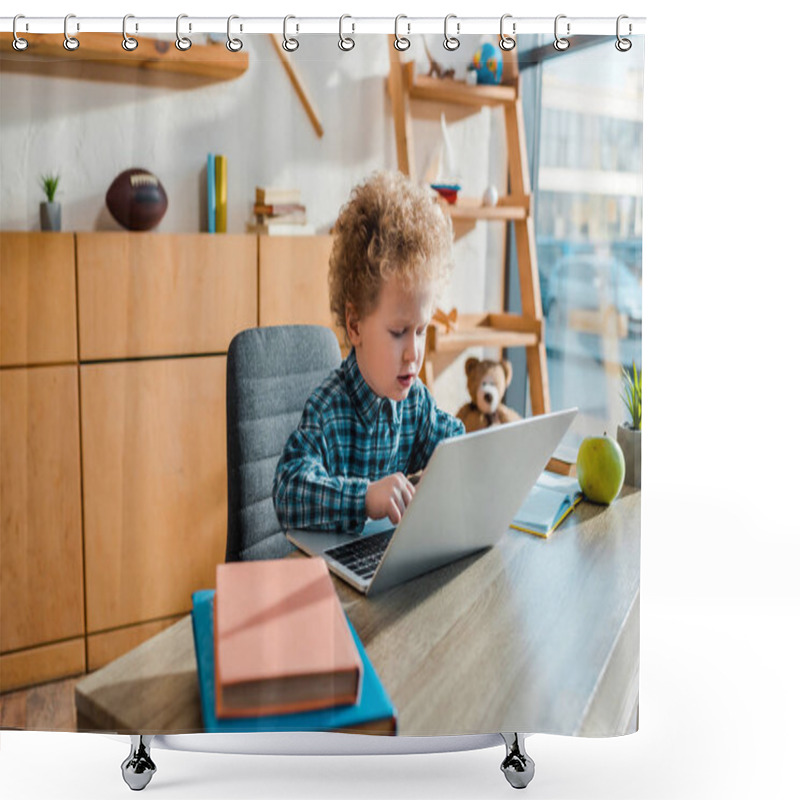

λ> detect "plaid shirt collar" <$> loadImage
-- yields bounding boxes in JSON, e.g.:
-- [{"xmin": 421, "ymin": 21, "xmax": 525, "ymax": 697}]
[{"xmin": 342, "ymin": 348, "xmax": 400, "ymax": 429}]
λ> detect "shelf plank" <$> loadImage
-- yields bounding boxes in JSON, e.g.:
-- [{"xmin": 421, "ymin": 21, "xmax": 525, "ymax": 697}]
[
  {"xmin": 441, "ymin": 197, "xmax": 528, "ymax": 221},
  {"xmin": 410, "ymin": 73, "xmax": 518, "ymax": 107},
  {"xmin": 0, "ymin": 33, "xmax": 248, "ymax": 82},
  {"xmin": 430, "ymin": 313, "xmax": 541, "ymax": 352}
]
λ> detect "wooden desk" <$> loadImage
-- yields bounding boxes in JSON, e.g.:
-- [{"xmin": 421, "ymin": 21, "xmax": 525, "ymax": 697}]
[{"xmin": 75, "ymin": 488, "xmax": 640, "ymax": 737}]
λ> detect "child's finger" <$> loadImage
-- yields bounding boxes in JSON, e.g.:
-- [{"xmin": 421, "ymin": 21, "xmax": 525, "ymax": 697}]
[
  {"xmin": 399, "ymin": 481, "xmax": 414, "ymax": 507},
  {"xmin": 388, "ymin": 498, "xmax": 402, "ymax": 524},
  {"xmin": 393, "ymin": 483, "xmax": 407, "ymax": 514}
]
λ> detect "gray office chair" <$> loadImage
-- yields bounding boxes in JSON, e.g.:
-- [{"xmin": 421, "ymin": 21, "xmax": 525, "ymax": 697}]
[{"xmin": 224, "ymin": 324, "xmax": 343, "ymax": 562}]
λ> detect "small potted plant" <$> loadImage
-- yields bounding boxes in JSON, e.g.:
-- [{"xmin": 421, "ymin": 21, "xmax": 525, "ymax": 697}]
[
  {"xmin": 39, "ymin": 173, "xmax": 61, "ymax": 232},
  {"xmin": 617, "ymin": 360, "xmax": 641, "ymax": 488}
]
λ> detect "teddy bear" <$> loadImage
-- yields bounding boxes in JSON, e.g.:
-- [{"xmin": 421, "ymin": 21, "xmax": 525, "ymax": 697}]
[{"xmin": 456, "ymin": 357, "xmax": 521, "ymax": 433}]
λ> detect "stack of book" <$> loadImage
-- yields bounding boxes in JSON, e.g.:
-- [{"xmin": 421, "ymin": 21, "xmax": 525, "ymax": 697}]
[
  {"xmin": 246, "ymin": 187, "xmax": 312, "ymax": 235},
  {"xmin": 191, "ymin": 557, "xmax": 397, "ymax": 734},
  {"xmin": 206, "ymin": 154, "xmax": 227, "ymax": 233}
]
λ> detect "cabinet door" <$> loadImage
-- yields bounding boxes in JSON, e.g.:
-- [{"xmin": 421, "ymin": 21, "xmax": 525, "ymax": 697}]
[
  {"xmin": 81, "ymin": 356, "xmax": 227, "ymax": 632},
  {"xmin": 0, "ymin": 233, "xmax": 78, "ymax": 366},
  {"xmin": 0, "ymin": 366, "xmax": 84, "ymax": 653},
  {"xmin": 77, "ymin": 233, "xmax": 257, "ymax": 360},
  {"xmin": 259, "ymin": 235, "xmax": 336, "ymax": 328}
]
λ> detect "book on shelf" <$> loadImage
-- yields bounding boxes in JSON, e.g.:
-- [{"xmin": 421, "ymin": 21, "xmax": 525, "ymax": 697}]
[
  {"xmin": 214, "ymin": 558, "xmax": 362, "ymax": 719},
  {"xmin": 206, "ymin": 154, "xmax": 215, "ymax": 234},
  {"xmin": 192, "ymin": 588, "xmax": 397, "ymax": 734},
  {"xmin": 255, "ymin": 187, "xmax": 301, "ymax": 205},
  {"xmin": 247, "ymin": 221, "xmax": 315, "ymax": 236},
  {"xmin": 214, "ymin": 155, "xmax": 227, "ymax": 233},
  {"xmin": 254, "ymin": 202, "xmax": 306, "ymax": 216},
  {"xmin": 510, "ymin": 471, "xmax": 583, "ymax": 538},
  {"xmin": 254, "ymin": 210, "xmax": 307, "ymax": 225}
]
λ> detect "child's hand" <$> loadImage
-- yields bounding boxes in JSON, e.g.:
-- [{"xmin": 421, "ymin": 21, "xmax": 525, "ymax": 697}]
[{"xmin": 365, "ymin": 473, "xmax": 416, "ymax": 525}]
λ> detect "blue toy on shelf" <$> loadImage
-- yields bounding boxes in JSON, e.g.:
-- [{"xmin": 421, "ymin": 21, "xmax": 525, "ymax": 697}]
[{"xmin": 471, "ymin": 42, "xmax": 503, "ymax": 85}]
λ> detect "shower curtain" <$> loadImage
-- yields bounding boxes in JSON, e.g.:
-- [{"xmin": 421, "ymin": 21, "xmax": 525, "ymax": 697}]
[{"xmin": 0, "ymin": 17, "xmax": 643, "ymax": 746}]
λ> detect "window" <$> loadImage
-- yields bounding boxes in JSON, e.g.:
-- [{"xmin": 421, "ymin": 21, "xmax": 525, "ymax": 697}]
[{"xmin": 508, "ymin": 39, "xmax": 643, "ymax": 434}]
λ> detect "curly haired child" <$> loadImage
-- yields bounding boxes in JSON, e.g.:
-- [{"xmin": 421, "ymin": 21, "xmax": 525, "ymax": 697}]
[{"xmin": 273, "ymin": 170, "xmax": 465, "ymax": 532}]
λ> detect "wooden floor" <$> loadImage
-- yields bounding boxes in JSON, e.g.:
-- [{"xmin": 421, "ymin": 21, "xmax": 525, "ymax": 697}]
[{"xmin": 0, "ymin": 676, "xmax": 81, "ymax": 731}]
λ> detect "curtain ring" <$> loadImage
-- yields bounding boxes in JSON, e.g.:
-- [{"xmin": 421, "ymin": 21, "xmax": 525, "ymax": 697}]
[
  {"xmin": 443, "ymin": 14, "xmax": 460, "ymax": 51},
  {"xmin": 499, "ymin": 14, "xmax": 516, "ymax": 51},
  {"xmin": 226, "ymin": 15, "xmax": 243, "ymax": 52},
  {"xmin": 12, "ymin": 15, "xmax": 29, "ymax": 51},
  {"xmin": 63, "ymin": 13, "xmax": 80, "ymax": 51},
  {"xmin": 122, "ymin": 14, "xmax": 138, "ymax": 51},
  {"xmin": 283, "ymin": 15, "xmax": 299, "ymax": 52},
  {"xmin": 338, "ymin": 15, "xmax": 355, "ymax": 51},
  {"xmin": 394, "ymin": 15, "xmax": 411, "ymax": 51},
  {"xmin": 615, "ymin": 15, "xmax": 633, "ymax": 52},
  {"xmin": 553, "ymin": 14, "xmax": 570, "ymax": 51},
  {"xmin": 175, "ymin": 14, "xmax": 192, "ymax": 51}
]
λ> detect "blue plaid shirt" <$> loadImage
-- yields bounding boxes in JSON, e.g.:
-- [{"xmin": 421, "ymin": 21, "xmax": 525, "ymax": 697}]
[{"xmin": 273, "ymin": 349, "xmax": 465, "ymax": 533}]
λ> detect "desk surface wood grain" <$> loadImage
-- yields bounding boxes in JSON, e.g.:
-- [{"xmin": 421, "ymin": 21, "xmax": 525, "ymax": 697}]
[{"xmin": 75, "ymin": 487, "xmax": 640, "ymax": 736}]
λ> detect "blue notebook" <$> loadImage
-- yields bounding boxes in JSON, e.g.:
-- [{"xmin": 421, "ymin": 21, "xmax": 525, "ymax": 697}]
[
  {"xmin": 206, "ymin": 153, "xmax": 215, "ymax": 233},
  {"xmin": 510, "ymin": 471, "xmax": 583, "ymax": 538},
  {"xmin": 191, "ymin": 589, "xmax": 397, "ymax": 734}
]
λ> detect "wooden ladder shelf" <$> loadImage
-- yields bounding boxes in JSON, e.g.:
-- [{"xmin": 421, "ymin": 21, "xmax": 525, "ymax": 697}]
[{"xmin": 387, "ymin": 41, "xmax": 550, "ymax": 415}]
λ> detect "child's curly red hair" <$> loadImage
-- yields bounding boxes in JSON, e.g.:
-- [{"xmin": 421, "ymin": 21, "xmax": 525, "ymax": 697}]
[{"xmin": 329, "ymin": 171, "xmax": 454, "ymax": 342}]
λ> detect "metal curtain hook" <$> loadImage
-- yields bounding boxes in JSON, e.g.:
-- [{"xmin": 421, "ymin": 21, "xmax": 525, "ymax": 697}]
[
  {"xmin": 175, "ymin": 14, "xmax": 192, "ymax": 51},
  {"xmin": 499, "ymin": 14, "xmax": 516, "ymax": 51},
  {"xmin": 616, "ymin": 15, "xmax": 633, "ymax": 52},
  {"xmin": 554, "ymin": 14, "xmax": 570, "ymax": 51},
  {"xmin": 338, "ymin": 15, "xmax": 355, "ymax": 51},
  {"xmin": 394, "ymin": 15, "xmax": 411, "ymax": 51},
  {"xmin": 283, "ymin": 15, "xmax": 299, "ymax": 51},
  {"xmin": 12, "ymin": 14, "xmax": 29, "ymax": 51},
  {"xmin": 443, "ymin": 14, "xmax": 460, "ymax": 51},
  {"xmin": 226, "ymin": 15, "xmax": 243, "ymax": 51},
  {"xmin": 122, "ymin": 14, "xmax": 138, "ymax": 51},
  {"xmin": 64, "ymin": 13, "xmax": 79, "ymax": 51}
]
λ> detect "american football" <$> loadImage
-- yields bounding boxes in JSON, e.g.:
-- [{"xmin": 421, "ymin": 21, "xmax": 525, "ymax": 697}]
[{"xmin": 105, "ymin": 168, "xmax": 168, "ymax": 231}]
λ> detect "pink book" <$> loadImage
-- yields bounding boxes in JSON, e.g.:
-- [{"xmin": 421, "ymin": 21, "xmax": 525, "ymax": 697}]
[{"xmin": 214, "ymin": 558, "xmax": 362, "ymax": 718}]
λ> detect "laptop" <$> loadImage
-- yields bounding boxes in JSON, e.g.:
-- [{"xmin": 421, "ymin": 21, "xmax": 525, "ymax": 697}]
[{"xmin": 287, "ymin": 407, "xmax": 578, "ymax": 595}]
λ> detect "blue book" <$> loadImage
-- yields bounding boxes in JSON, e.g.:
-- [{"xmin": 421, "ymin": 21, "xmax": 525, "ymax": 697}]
[
  {"xmin": 191, "ymin": 589, "xmax": 397, "ymax": 734},
  {"xmin": 206, "ymin": 154, "xmax": 216, "ymax": 233},
  {"xmin": 510, "ymin": 471, "xmax": 583, "ymax": 538}
]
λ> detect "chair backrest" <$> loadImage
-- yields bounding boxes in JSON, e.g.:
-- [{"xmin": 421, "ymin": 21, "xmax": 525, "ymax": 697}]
[{"xmin": 225, "ymin": 325, "xmax": 342, "ymax": 562}]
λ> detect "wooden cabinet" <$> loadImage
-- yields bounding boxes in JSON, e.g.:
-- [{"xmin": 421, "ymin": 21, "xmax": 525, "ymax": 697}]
[
  {"xmin": 259, "ymin": 235, "xmax": 334, "ymax": 328},
  {"xmin": 0, "ymin": 367, "xmax": 84, "ymax": 654},
  {"xmin": 1, "ymin": 231, "xmax": 340, "ymax": 691},
  {"xmin": 0, "ymin": 232, "xmax": 78, "ymax": 366},
  {"xmin": 81, "ymin": 356, "xmax": 228, "ymax": 632},
  {"xmin": 77, "ymin": 233, "xmax": 257, "ymax": 360},
  {"xmin": 0, "ymin": 231, "xmax": 280, "ymax": 692}
]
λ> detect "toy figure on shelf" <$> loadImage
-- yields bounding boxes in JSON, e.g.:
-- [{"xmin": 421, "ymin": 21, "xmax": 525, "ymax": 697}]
[{"xmin": 470, "ymin": 42, "xmax": 504, "ymax": 85}]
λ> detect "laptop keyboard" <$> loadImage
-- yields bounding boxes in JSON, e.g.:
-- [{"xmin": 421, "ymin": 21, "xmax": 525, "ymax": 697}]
[{"xmin": 325, "ymin": 531, "xmax": 394, "ymax": 581}]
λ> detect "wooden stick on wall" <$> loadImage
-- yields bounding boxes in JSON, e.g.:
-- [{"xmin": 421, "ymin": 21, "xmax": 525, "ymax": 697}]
[{"xmin": 268, "ymin": 35, "xmax": 324, "ymax": 138}]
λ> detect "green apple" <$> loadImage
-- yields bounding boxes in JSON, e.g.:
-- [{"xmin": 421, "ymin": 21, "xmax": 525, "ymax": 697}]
[{"xmin": 577, "ymin": 434, "xmax": 626, "ymax": 505}]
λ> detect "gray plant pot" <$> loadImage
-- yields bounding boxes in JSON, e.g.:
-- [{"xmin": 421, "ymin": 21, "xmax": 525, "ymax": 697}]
[
  {"xmin": 617, "ymin": 423, "xmax": 641, "ymax": 488},
  {"xmin": 40, "ymin": 201, "xmax": 61, "ymax": 232}
]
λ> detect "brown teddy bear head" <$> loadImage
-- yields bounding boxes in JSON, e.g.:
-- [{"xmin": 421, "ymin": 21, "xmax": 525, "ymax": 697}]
[{"xmin": 464, "ymin": 357, "xmax": 513, "ymax": 416}]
